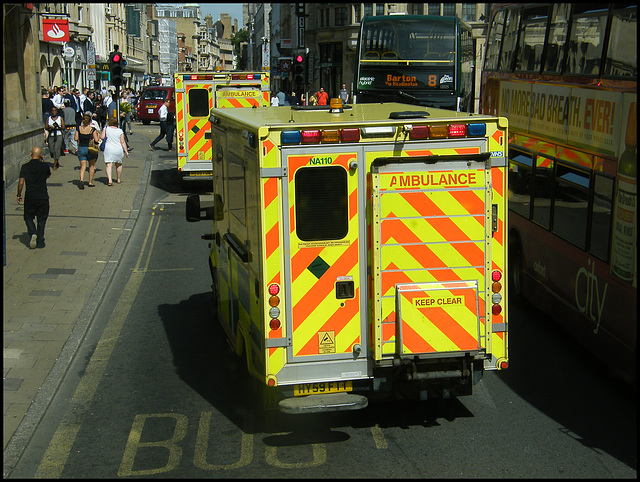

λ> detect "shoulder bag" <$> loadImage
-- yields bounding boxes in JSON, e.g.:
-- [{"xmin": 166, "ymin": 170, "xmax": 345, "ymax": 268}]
[
  {"xmin": 100, "ymin": 129, "xmax": 107, "ymax": 151},
  {"xmin": 88, "ymin": 127, "xmax": 99, "ymax": 155}
]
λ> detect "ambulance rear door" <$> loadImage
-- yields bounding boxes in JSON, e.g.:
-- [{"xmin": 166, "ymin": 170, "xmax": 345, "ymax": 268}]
[
  {"xmin": 278, "ymin": 145, "xmax": 370, "ymax": 385},
  {"xmin": 370, "ymin": 148, "xmax": 492, "ymax": 362},
  {"xmin": 177, "ymin": 80, "xmax": 214, "ymax": 179}
]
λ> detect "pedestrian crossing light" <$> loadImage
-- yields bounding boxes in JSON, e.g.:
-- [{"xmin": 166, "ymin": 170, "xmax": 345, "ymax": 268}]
[
  {"xmin": 294, "ymin": 54, "xmax": 305, "ymax": 90},
  {"xmin": 109, "ymin": 45, "xmax": 124, "ymax": 87}
]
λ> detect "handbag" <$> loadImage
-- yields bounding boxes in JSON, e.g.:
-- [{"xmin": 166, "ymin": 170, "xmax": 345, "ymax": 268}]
[{"xmin": 100, "ymin": 129, "xmax": 107, "ymax": 151}]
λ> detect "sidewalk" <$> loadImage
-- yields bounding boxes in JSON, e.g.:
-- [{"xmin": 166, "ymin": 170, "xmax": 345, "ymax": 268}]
[{"xmin": 3, "ymin": 124, "xmax": 159, "ymax": 474}]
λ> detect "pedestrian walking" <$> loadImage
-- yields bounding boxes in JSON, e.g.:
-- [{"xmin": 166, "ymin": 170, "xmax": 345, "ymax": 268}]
[
  {"xmin": 100, "ymin": 117, "xmax": 129, "ymax": 185},
  {"xmin": 42, "ymin": 88, "xmax": 54, "ymax": 125},
  {"xmin": 271, "ymin": 91, "xmax": 279, "ymax": 106},
  {"xmin": 16, "ymin": 146, "xmax": 51, "ymax": 249},
  {"xmin": 45, "ymin": 106, "xmax": 64, "ymax": 170},
  {"xmin": 149, "ymin": 99, "xmax": 174, "ymax": 151},
  {"xmin": 61, "ymin": 98, "xmax": 78, "ymax": 155},
  {"xmin": 74, "ymin": 113, "xmax": 100, "ymax": 189},
  {"xmin": 316, "ymin": 87, "xmax": 329, "ymax": 106},
  {"xmin": 339, "ymin": 83, "xmax": 349, "ymax": 104},
  {"xmin": 95, "ymin": 93, "xmax": 107, "ymax": 129}
]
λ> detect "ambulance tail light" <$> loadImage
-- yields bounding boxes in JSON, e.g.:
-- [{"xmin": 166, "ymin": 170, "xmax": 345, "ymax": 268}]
[
  {"xmin": 321, "ymin": 129, "xmax": 341, "ymax": 142},
  {"xmin": 409, "ymin": 125, "xmax": 429, "ymax": 139},
  {"xmin": 341, "ymin": 128, "xmax": 360, "ymax": 142},
  {"xmin": 491, "ymin": 269, "xmax": 503, "ymax": 317},
  {"xmin": 268, "ymin": 284, "xmax": 281, "ymax": 331},
  {"xmin": 301, "ymin": 130, "xmax": 322, "ymax": 143},
  {"xmin": 449, "ymin": 124, "xmax": 467, "ymax": 137},
  {"xmin": 429, "ymin": 125, "xmax": 448, "ymax": 139}
]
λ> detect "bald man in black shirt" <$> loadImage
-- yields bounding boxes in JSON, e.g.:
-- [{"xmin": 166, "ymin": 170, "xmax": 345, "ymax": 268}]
[{"xmin": 17, "ymin": 146, "xmax": 51, "ymax": 248}]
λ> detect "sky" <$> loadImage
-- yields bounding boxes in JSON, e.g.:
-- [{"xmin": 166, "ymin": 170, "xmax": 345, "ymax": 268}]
[{"xmin": 197, "ymin": 3, "xmax": 245, "ymax": 26}]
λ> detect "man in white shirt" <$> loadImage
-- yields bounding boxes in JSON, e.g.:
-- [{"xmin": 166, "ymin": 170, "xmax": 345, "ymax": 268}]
[
  {"xmin": 52, "ymin": 86, "xmax": 66, "ymax": 109},
  {"xmin": 149, "ymin": 99, "xmax": 174, "ymax": 151}
]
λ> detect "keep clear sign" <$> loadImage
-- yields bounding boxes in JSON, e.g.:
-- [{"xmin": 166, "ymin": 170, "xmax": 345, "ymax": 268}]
[{"xmin": 498, "ymin": 81, "xmax": 630, "ymax": 159}]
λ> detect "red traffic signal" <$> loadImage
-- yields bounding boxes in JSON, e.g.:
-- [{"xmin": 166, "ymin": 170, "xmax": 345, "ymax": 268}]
[
  {"xmin": 113, "ymin": 53, "xmax": 121, "ymax": 63},
  {"xmin": 295, "ymin": 54, "xmax": 304, "ymax": 63}
]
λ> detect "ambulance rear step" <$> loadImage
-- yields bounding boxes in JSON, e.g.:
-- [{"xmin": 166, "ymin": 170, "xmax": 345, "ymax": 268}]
[{"xmin": 278, "ymin": 393, "xmax": 368, "ymax": 414}]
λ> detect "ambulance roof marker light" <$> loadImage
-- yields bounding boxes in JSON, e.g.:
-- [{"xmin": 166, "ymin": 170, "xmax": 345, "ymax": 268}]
[{"xmin": 330, "ymin": 98, "xmax": 343, "ymax": 113}]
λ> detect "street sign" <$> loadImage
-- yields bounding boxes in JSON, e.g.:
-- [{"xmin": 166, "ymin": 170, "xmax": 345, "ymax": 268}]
[
  {"xmin": 87, "ymin": 41, "xmax": 95, "ymax": 67},
  {"xmin": 87, "ymin": 68, "xmax": 96, "ymax": 81},
  {"xmin": 279, "ymin": 57, "xmax": 292, "ymax": 72}
]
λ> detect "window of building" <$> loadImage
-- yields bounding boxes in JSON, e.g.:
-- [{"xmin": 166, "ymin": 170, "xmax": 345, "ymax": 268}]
[
  {"xmin": 515, "ymin": 5, "xmax": 550, "ymax": 72},
  {"xmin": 427, "ymin": 4, "xmax": 439, "ymax": 16},
  {"xmin": 462, "ymin": 4, "xmax": 476, "ymax": 22},
  {"xmin": 376, "ymin": 4, "xmax": 385, "ymax": 16},
  {"xmin": 364, "ymin": 4, "xmax": 373, "ymax": 19},
  {"xmin": 603, "ymin": 4, "xmax": 637, "ymax": 78},
  {"xmin": 411, "ymin": 4, "xmax": 424, "ymax": 15},
  {"xmin": 443, "ymin": 4, "xmax": 455, "ymax": 17},
  {"xmin": 295, "ymin": 166, "xmax": 348, "ymax": 241},
  {"xmin": 335, "ymin": 6, "xmax": 348, "ymax": 27},
  {"xmin": 354, "ymin": 4, "xmax": 361, "ymax": 23}
]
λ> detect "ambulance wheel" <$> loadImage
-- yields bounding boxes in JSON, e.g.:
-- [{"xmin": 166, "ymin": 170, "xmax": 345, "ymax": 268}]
[{"xmin": 509, "ymin": 234, "xmax": 524, "ymax": 302}]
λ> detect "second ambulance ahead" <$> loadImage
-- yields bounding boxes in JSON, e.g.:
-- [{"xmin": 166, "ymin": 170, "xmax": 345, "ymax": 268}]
[
  {"xmin": 174, "ymin": 71, "xmax": 270, "ymax": 181},
  {"xmin": 187, "ymin": 100, "xmax": 509, "ymax": 413}
]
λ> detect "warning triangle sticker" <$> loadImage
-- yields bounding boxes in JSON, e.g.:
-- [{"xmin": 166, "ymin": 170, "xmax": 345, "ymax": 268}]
[{"xmin": 320, "ymin": 332, "xmax": 334, "ymax": 344}]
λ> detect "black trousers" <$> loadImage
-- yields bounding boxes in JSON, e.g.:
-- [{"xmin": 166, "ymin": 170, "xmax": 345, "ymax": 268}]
[
  {"xmin": 24, "ymin": 198, "xmax": 50, "ymax": 243},
  {"xmin": 150, "ymin": 121, "xmax": 174, "ymax": 149}
]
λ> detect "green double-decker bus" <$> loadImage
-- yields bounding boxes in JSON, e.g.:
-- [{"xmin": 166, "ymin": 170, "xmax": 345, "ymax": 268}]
[{"xmin": 353, "ymin": 15, "xmax": 475, "ymax": 112}]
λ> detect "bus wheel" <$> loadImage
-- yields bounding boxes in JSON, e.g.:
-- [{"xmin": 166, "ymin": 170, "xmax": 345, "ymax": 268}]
[{"xmin": 509, "ymin": 236, "xmax": 524, "ymax": 301}]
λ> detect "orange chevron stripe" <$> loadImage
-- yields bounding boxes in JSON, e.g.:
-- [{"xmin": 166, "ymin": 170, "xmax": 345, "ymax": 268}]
[
  {"xmin": 294, "ymin": 288, "xmax": 360, "ymax": 356},
  {"xmin": 402, "ymin": 196, "xmax": 486, "ymax": 267},
  {"xmin": 290, "ymin": 204, "xmax": 295, "ymax": 233},
  {"xmin": 292, "ymin": 241, "xmax": 359, "ymax": 330},
  {"xmin": 399, "ymin": 319, "xmax": 436, "ymax": 352},
  {"xmin": 400, "ymin": 290, "xmax": 479, "ymax": 349},
  {"xmin": 349, "ymin": 189, "xmax": 358, "ymax": 220},
  {"xmin": 265, "ymin": 223, "xmax": 279, "ymax": 259},
  {"xmin": 264, "ymin": 177, "xmax": 277, "ymax": 208},
  {"xmin": 290, "ymin": 246, "xmax": 323, "ymax": 282},
  {"xmin": 264, "ymin": 139, "xmax": 275, "ymax": 155}
]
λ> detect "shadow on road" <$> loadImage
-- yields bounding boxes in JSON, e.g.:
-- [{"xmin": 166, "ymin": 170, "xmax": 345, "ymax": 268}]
[
  {"xmin": 159, "ymin": 292, "xmax": 476, "ymax": 444},
  {"xmin": 501, "ymin": 296, "xmax": 637, "ymax": 470}
]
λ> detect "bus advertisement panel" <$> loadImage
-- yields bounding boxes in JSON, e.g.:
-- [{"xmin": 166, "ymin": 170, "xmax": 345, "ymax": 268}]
[{"xmin": 480, "ymin": 3, "xmax": 636, "ymax": 385}]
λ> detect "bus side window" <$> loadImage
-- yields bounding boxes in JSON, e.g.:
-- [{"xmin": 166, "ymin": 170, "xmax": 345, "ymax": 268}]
[
  {"xmin": 552, "ymin": 163, "xmax": 590, "ymax": 249},
  {"xmin": 515, "ymin": 5, "xmax": 550, "ymax": 73},
  {"xmin": 543, "ymin": 4, "xmax": 571, "ymax": 74},
  {"xmin": 484, "ymin": 9, "xmax": 506, "ymax": 71},
  {"xmin": 498, "ymin": 8, "xmax": 522, "ymax": 71},
  {"xmin": 603, "ymin": 5, "xmax": 638, "ymax": 78},
  {"xmin": 508, "ymin": 149, "xmax": 533, "ymax": 219},
  {"xmin": 589, "ymin": 172, "xmax": 615, "ymax": 262},
  {"xmin": 532, "ymin": 154, "xmax": 554, "ymax": 229},
  {"xmin": 565, "ymin": 5, "xmax": 609, "ymax": 76}
]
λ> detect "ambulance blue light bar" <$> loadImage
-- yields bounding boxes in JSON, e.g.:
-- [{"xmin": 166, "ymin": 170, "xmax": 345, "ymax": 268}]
[
  {"xmin": 467, "ymin": 123, "xmax": 487, "ymax": 137},
  {"xmin": 281, "ymin": 130, "xmax": 302, "ymax": 144}
]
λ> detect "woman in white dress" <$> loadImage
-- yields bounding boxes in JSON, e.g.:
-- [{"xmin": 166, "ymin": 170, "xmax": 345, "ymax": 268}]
[{"xmin": 100, "ymin": 117, "xmax": 129, "ymax": 185}]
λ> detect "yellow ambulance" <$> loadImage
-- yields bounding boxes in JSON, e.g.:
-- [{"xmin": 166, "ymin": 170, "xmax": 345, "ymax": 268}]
[
  {"xmin": 186, "ymin": 100, "xmax": 509, "ymax": 413},
  {"xmin": 174, "ymin": 71, "xmax": 270, "ymax": 181}
]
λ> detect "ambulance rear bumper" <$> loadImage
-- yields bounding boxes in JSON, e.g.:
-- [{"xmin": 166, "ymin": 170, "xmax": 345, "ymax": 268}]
[{"xmin": 278, "ymin": 393, "xmax": 368, "ymax": 414}]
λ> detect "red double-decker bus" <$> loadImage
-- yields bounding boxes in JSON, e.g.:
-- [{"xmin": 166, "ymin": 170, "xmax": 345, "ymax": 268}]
[{"xmin": 480, "ymin": 3, "xmax": 636, "ymax": 384}]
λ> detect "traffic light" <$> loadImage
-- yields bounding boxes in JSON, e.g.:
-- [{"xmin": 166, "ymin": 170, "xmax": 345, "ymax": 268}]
[
  {"xmin": 109, "ymin": 46, "xmax": 124, "ymax": 87},
  {"xmin": 294, "ymin": 53, "xmax": 305, "ymax": 90}
]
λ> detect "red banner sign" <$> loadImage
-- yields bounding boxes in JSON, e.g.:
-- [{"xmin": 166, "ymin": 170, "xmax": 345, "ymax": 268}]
[{"xmin": 42, "ymin": 18, "xmax": 69, "ymax": 42}]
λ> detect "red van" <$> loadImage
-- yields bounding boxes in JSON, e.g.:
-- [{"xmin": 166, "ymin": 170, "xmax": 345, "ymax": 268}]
[{"xmin": 137, "ymin": 86, "xmax": 175, "ymax": 124}]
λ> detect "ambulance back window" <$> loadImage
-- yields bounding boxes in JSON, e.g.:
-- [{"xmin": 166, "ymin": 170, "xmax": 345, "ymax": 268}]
[
  {"xmin": 189, "ymin": 88, "xmax": 209, "ymax": 117},
  {"xmin": 295, "ymin": 166, "xmax": 348, "ymax": 241}
]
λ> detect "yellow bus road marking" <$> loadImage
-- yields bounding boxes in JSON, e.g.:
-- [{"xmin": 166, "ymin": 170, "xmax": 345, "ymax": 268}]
[{"xmin": 370, "ymin": 425, "xmax": 388, "ymax": 449}]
